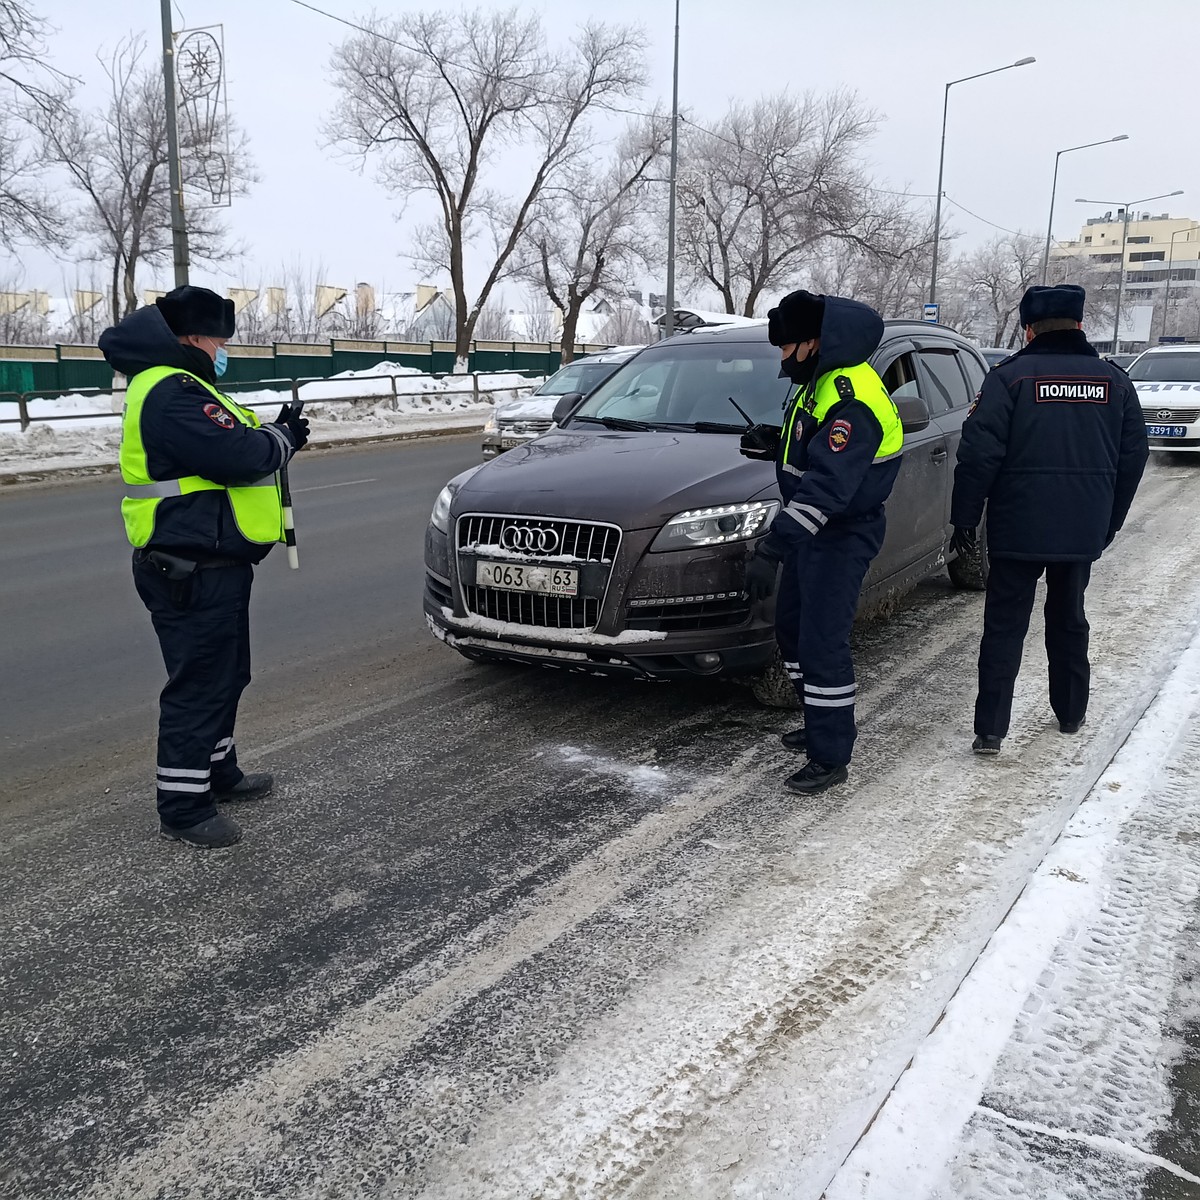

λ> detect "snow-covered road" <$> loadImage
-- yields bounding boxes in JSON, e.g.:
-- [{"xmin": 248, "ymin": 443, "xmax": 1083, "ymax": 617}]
[{"xmin": 1, "ymin": 452, "xmax": 1197, "ymax": 1200}]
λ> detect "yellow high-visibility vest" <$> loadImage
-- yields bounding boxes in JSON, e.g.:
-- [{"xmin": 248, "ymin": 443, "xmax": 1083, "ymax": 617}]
[
  {"xmin": 782, "ymin": 362, "xmax": 903, "ymax": 470},
  {"xmin": 119, "ymin": 365, "xmax": 283, "ymax": 548}
]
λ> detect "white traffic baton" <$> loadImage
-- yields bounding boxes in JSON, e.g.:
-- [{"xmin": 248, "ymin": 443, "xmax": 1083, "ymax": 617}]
[{"xmin": 280, "ymin": 399, "xmax": 303, "ymax": 569}]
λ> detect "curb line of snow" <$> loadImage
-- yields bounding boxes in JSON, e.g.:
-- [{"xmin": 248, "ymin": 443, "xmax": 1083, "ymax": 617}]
[
  {"xmin": 0, "ymin": 423, "xmax": 484, "ymax": 488},
  {"xmin": 822, "ymin": 618, "xmax": 1200, "ymax": 1199}
]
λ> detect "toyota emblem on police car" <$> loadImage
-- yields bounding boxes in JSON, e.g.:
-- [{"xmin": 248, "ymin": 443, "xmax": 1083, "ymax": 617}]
[
  {"xmin": 1157, "ymin": 409, "xmax": 1174, "ymax": 421},
  {"xmin": 501, "ymin": 525, "xmax": 560, "ymax": 553}
]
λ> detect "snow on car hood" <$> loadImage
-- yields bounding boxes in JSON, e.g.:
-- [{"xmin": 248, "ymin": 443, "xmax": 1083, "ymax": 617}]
[
  {"xmin": 495, "ymin": 396, "xmax": 558, "ymax": 422},
  {"xmin": 453, "ymin": 426, "xmax": 778, "ymax": 530}
]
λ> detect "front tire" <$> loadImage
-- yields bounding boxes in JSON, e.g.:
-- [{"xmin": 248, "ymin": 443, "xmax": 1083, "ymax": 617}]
[{"xmin": 948, "ymin": 521, "xmax": 989, "ymax": 591}]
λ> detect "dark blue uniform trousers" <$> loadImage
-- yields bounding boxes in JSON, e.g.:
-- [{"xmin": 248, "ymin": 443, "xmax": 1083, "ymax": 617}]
[
  {"xmin": 774, "ymin": 512, "xmax": 886, "ymax": 767},
  {"xmin": 975, "ymin": 557, "xmax": 1092, "ymax": 738},
  {"xmin": 133, "ymin": 556, "xmax": 253, "ymax": 828}
]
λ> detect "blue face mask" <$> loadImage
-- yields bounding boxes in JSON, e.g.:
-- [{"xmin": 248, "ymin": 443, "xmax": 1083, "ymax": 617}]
[{"xmin": 213, "ymin": 346, "xmax": 228, "ymax": 378}]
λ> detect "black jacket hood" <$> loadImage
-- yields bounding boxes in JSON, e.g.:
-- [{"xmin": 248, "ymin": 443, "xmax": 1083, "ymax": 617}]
[
  {"xmin": 98, "ymin": 305, "xmax": 217, "ymax": 383},
  {"xmin": 816, "ymin": 296, "xmax": 885, "ymax": 375}
]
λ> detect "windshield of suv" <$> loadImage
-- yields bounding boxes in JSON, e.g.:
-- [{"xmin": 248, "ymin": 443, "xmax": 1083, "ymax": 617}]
[
  {"xmin": 535, "ymin": 360, "xmax": 620, "ymax": 396},
  {"xmin": 570, "ymin": 340, "xmax": 791, "ymax": 429},
  {"xmin": 1128, "ymin": 352, "xmax": 1200, "ymax": 383}
]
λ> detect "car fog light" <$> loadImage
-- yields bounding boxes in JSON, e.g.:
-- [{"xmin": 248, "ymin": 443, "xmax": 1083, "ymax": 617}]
[{"xmin": 694, "ymin": 652, "xmax": 722, "ymax": 670}]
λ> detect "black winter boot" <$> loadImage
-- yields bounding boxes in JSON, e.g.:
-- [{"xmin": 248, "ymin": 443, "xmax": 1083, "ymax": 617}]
[
  {"xmin": 780, "ymin": 727, "xmax": 807, "ymax": 752},
  {"xmin": 972, "ymin": 734, "xmax": 1003, "ymax": 755},
  {"xmin": 160, "ymin": 812, "xmax": 243, "ymax": 848},
  {"xmin": 214, "ymin": 773, "xmax": 274, "ymax": 802},
  {"xmin": 785, "ymin": 760, "xmax": 848, "ymax": 795}
]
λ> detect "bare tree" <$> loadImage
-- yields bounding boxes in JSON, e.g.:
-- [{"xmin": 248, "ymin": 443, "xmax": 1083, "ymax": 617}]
[
  {"xmin": 0, "ymin": 276, "xmax": 50, "ymax": 342},
  {"xmin": 676, "ymin": 91, "xmax": 910, "ymax": 317},
  {"xmin": 809, "ymin": 205, "xmax": 940, "ymax": 321},
  {"xmin": 0, "ymin": 1, "xmax": 67, "ymax": 249},
  {"xmin": 519, "ymin": 286, "xmax": 559, "ymax": 343},
  {"xmin": 519, "ymin": 115, "xmax": 668, "ymax": 361},
  {"xmin": 943, "ymin": 233, "xmax": 1042, "ymax": 347},
  {"xmin": 599, "ymin": 301, "xmax": 653, "ymax": 346},
  {"xmin": 473, "ymin": 299, "xmax": 515, "ymax": 341},
  {"xmin": 327, "ymin": 7, "xmax": 647, "ymax": 371},
  {"xmin": 28, "ymin": 36, "xmax": 254, "ymax": 323}
]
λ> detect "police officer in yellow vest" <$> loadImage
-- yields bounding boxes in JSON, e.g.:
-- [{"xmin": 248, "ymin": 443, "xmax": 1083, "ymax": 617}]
[
  {"xmin": 740, "ymin": 290, "xmax": 902, "ymax": 794},
  {"xmin": 100, "ymin": 285, "xmax": 309, "ymax": 848}
]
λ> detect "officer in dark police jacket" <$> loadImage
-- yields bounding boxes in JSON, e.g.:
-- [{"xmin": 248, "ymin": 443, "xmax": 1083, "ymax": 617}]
[{"xmin": 950, "ymin": 283, "xmax": 1148, "ymax": 753}]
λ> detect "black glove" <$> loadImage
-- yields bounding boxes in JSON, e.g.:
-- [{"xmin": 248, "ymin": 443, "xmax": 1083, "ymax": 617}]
[
  {"xmin": 273, "ymin": 402, "xmax": 310, "ymax": 451},
  {"xmin": 745, "ymin": 551, "xmax": 779, "ymax": 602},
  {"xmin": 949, "ymin": 526, "xmax": 977, "ymax": 558},
  {"xmin": 739, "ymin": 423, "xmax": 782, "ymax": 461}
]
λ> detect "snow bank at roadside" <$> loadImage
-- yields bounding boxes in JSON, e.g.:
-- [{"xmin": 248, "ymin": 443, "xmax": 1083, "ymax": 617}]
[{"xmin": 0, "ymin": 364, "xmax": 541, "ymax": 474}]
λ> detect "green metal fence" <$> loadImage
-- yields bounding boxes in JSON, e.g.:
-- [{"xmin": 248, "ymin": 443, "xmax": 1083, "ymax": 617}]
[{"xmin": 0, "ymin": 338, "xmax": 608, "ymax": 397}]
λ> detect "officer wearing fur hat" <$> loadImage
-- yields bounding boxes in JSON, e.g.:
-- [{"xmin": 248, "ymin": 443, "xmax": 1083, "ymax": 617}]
[
  {"xmin": 100, "ymin": 285, "xmax": 310, "ymax": 848},
  {"xmin": 951, "ymin": 283, "xmax": 1148, "ymax": 755},
  {"xmin": 740, "ymin": 289, "xmax": 903, "ymax": 794}
]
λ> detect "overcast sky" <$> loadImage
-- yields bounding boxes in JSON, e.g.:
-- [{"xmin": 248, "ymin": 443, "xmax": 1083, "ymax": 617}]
[{"xmin": 12, "ymin": 0, "xmax": 1198, "ymax": 307}]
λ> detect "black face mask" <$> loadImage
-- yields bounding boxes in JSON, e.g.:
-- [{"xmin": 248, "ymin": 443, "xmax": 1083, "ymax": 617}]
[{"xmin": 778, "ymin": 349, "xmax": 818, "ymax": 386}]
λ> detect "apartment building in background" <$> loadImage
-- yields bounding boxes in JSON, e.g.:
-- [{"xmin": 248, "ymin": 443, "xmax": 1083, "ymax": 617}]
[{"xmin": 1052, "ymin": 211, "xmax": 1200, "ymax": 344}]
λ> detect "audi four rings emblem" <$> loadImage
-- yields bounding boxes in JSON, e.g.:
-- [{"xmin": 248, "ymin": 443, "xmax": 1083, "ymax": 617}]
[{"xmin": 500, "ymin": 525, "xmax": 560, "ymax": 553}]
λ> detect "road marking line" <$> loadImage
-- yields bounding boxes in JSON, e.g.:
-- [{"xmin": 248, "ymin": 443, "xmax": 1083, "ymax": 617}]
[{"xmin": 293, "ymin": 478, "xmax": 378, "ymax": 493}]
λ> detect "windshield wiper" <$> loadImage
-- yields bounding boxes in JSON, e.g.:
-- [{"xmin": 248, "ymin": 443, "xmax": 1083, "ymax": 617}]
[
  {"xmin": 690, "ymin": 420, "xmax": 747, "ymax": 434},
  {"xmin": 571, "ymin": 414, "xmax": 655, "ymax": 431}
]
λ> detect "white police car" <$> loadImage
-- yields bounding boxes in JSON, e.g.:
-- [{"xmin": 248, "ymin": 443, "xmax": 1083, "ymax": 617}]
[{"xmin": 1128, "ymin": 344, "xmax": 1200, "ymax": 451}]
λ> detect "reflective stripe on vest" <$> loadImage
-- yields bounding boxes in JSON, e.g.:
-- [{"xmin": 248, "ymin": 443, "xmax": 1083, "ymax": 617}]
[
  {"xmin": 119, "ymin": 365, "xmax": 284, "ymax": 549},
  {"xmin": 782, "ymin": 362, "xmax": 904, "ymax": 468}
]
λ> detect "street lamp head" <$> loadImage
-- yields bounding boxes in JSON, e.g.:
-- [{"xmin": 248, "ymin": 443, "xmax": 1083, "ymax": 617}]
[
  {"xmin": 1111, "ymin": 135, "xmax": 1130, "ymax": 142},
  {"xmin": 1013, "ymin": 56, "xmax": 1036, "ymax": 66}
]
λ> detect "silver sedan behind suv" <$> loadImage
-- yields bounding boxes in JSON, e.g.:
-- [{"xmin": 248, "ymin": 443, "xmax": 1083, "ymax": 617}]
[{"xmin": 481, "ymin": 346, "xmax": 642, "ymax": 458}]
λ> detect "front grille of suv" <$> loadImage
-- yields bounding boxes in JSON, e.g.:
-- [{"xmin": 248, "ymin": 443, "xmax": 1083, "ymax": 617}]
[
  {"xmin": 624, "ymin": 594, "xmax": 751, "ymax": 633},
  {"xmin": 456, "ymin": 515, "xmax": 620, "ymax": 631},
  {"xmin": 461, "ymin": 587, "xmax": 599, "ymax": 630}
]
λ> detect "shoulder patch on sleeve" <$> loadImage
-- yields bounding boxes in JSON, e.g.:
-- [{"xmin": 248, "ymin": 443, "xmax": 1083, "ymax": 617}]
[
  {"xmin": 203, "ymin": 402, "xmax": 237, "ymax": 429},
  {"xmin": 829, "ymin": 418, "xmax": 852, "ymax": 452}
]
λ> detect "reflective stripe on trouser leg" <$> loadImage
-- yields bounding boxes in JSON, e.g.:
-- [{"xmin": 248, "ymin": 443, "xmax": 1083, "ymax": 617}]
[
  {"xmin": 793, "ymin": 515, "xmax": 885, "ymax": 767},
  {"xmin": 773, "ymin": 545, "xmax": 807, "ymax": 707},
  {"xmin": 133, "ymin": 558, "xmax": 254, "ymax": 828}
]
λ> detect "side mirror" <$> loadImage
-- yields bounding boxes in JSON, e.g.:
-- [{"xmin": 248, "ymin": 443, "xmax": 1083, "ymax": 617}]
[
  {"xmin": 895, "ymin": 392, "xmax": 931, "ymax": 434},
  {"xmin": 551, "ymin": 392, "xmax": 586, "ymax": 425}
]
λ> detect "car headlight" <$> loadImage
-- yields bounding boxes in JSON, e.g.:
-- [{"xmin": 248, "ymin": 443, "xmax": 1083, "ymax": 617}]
[
  {"xmin": 430, "ymin": 465, "xmax": 485, "ymax": 534},
  {"xmin": 483, "ymin": 411, "xmax": 499, "ymax": 435},
  {"xmin": 650, "ymin": 500, "xmax": 780, "ymax": 552},
  {"xmin": 431, "ymin": 484, "xmax": 455, "ymax": 533}
]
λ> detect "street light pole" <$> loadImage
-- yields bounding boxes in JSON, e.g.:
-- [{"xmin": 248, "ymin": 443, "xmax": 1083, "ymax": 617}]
[
  {"xmin": 1076, "ymin": 191, "xmax": 1184, "ymax": 353},
  {"xmin": 929, "ymin": 56, "xmax": 1035, "ymax": 307},
  {"xmin": 1040, "ymin": 136, "xmax": 1128, "ymax": 285},
  {"xmin": 160, "ymin": 0, "xmax": 189, "ymax": 287},
  {"xmin": 1162, "ymin": 225, "xmax": 1200, "ymax": 340},
  {"xmin": 663, "ymin": 0, "xmax": 680, "ymax": 340}
]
